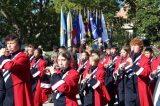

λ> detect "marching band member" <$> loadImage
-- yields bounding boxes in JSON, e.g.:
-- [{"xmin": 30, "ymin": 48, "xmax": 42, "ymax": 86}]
[
  {"xmin": 77, "ymin": 51, "xmax": 90, "ymax": 103},
  {"xmin": 113, "ymin": 46, "xmax": 132, "ymax": 106},
  {"xmin": 144, "ymin": 47, "xmax": 157, "ymax": 93},
  {"xmin": 0, "ymin": 34, "xmax": 33, "ymax": 106},
  {"xmin": 0, "ymin": 48, "xmax": 9, "ymax": 105},
  {"xmin": 152, "ymin": 57, "xmax": 160, "ymax": 106},
  {"xmin": 30, "ymin": 48, "xmax": 47, "ymax": 106},
  {"xmin": 80, "ymin": 53, "xmax": 110, "ymax": 106},
  {"xmin": 27, "ymin": 44, "xmax": 36, "ymax": 62},
  {"xmin": 47, "ymin": 51, "xmax": 80, "ymax": 106},
  {"xmin": 104, "ymin": 46, "xmax": 119, "ymax": 106},
  {"xmin": 125, "ymin": 38, "xmax": 153, "ymax": 106},
  {"xmin": 78, "ymin": 51, "xmax": 90, "ymax": 71}
]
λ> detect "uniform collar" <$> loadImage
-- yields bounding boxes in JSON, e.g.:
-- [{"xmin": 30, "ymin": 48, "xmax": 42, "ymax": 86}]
[
  {"xmin": 10, "ymin": 50, "xmax": 20, "ymax": 59},
  {"xmin": 131, "ymin": 52, "xmax": 141, "ymax": 61},
  {"xmin": 89, "ymin": 65, "xmax": 97, "ymax": 72},
  {"xmin": 61, "ymin": 67, "xmax": 70, "ymax": 75}
]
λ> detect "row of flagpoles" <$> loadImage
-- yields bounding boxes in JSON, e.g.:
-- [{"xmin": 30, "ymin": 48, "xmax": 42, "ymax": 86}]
[{"xmin": 60, "ymin": 8, "xmax": 110, "ymax": 48}]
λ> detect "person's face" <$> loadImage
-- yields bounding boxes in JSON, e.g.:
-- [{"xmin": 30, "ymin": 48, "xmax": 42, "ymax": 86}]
[
  {"xmin": 72, "ymin": 47, "xmax": 77, "ymax": 53},
  {"xmin": 6, "ymin": 40, "xmax": 20, "ymax": 54},
  {"xmin": 120, "ymin": 49, "xmax": 128, "ymax": 58},
  {"xmin": 58, "ymin": 48, "xmax": 63, "ymax": 53},
  {"xmin": 144, "ymin": 51, "xmax": 152, "ymax": 59},
  {"xmin": 28, "ymin": 47, "xmax": 34, "ymax": 56},
  {"xmin": 110, "ymin": 48, "xmax": 116, "ymax": 55},
  {"xmin": 130, "ymin": 46, "xmax": 134, "ymax": 52},
  {"xmin": 34, "ymin": 49, "xmax": 41, "ymax": 58},
  {"xmin": 53, "ymin": 57, "xmax": 57, "ymax": 63},
  {"xmin": 106, "ymin": 49, "xmax": 110, "ymax": 55},
  {"xmin": 132, "ymin": 45, "xmax": 141, "ymax": 53},
  {"xmin": 81, "ymin": 53, "xmax": 88, "ymax": 61},
  {"xmin": 89, "ymin": 58, "xmax": 98, "ymax": 67},
  {"xmin": 57, "ymin": 55, "xmax": 70, "ymax": 70}
]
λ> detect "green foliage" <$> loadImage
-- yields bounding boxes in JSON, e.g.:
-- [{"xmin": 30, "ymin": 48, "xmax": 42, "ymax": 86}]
[
  {"xmin": 127, "ymin": 0, "xmax": 160, "ymax": 41},
  {"xmin": 0, "ymin": 0, "xmax": 59, "ymax": 50}
]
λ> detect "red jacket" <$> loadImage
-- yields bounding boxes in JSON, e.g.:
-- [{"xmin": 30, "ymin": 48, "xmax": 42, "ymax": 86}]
[
  {"xmin": 0, "ymin": 51, "xmax": 33, "ymax": 106},
  {"xmin": 103, "ymin": 56, "xmax": 112, "ymax": 65},
  {"xmin": 150, "ymin": 57, "xmax": 160, "ymax": 93},
  {"xmin": 136, "ymin": 54, "xmax": 153, "ymax": 106},
  {"xmin": 51, "ymin": 68, "xmax": 80, "ymax": 106},
  {"xmin": 151, "ymin": 58, "xmax": 160, "ymax": 71},
  {"xmin": 83, "ymin": 64, "xmax": 111, "ymax": 106},
  {"xmin": 31, "ymin": 58, "xmax": 47, "ymax": 106},
  {"xmin": 114, "ymin": 56, "xmax": 132, "ymax": 73}
]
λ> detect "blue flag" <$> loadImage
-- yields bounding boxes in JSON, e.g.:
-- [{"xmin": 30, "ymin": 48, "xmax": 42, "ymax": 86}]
[
  {"xmin": 60, "ymin": 8, "xmax": 67, "ymax": 47},
  {"xmin": 79, "ymin": 12, "xmax": 86, "ymax": 41},
  {"xmin": 72, "ymin": 14, "xmax": 80, "ymax": 46},
  {"xmin": 96, "ymin": 11, "xmax": 102, "ymax": 37},
  {"xmin": 101, "ymin": 13, "xmax": 109, "ymax": 43},
  {"xmin": 89, "ymin": 12, "xmax": 98, "ymax": 40}
]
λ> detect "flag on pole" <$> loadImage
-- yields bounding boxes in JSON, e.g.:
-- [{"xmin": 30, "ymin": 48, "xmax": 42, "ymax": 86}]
[
  {"xmin": 84, "ymin": 10, "xmax": 91, "ymax": 38},
  {"xmin": 79, "ymin": 12, "xmax": 86, "ymax": 41},
  {"xmin": 81, "ymin": 9, "xmax": 91, "ymax": 45},
  {"xmin": 96, "ymin": 11, "xmax": 102, "ymax": 37},
  {"xmin": 60, "ymin": 8, "xmax": 67, "ymax": 47},
  {"xmin": 67, "ymin": 10, "xmax": 73, "ymax": 48},
  {"xmin": 89, "ymin": 12, "xmax": 98, "ymax": 40},
  {"xmin": 72, "ymin": 14, "xmax": 80, "ymax": 46},
  {"xmin": 96, "ymin": 10, "xmax": 98, "ymax": 25},
  {"xmin": 101, "ymin": 13, "xmax": 109, "ymax": 43}
]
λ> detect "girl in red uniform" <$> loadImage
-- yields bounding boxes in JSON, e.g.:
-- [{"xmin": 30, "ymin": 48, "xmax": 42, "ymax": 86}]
[
  {"xmin": 81, "ymin": 53, "xmax": 110, "ymax": 106},
  {"xmin": 113, "ymin": 46, "xmax": 132, "ymax": 106},
  {"xmin": 47, "ymin": 51, "xmax": 80, "ymax": 106}
]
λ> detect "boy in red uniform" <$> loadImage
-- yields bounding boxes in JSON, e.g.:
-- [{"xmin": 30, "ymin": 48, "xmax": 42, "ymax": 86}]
[
  {"xmin": 0, "ymin": 34, "xmax": 33, "ymax": 106},
  {"xmin": 125, "ymin": 38, "xmax": 153, "ymax": 106}
]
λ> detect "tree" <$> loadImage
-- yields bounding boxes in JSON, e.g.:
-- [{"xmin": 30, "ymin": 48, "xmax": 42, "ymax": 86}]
[
  {"xmin": 127, "ymin": 0, "xmax": 160, "ymax": 42},
  {"xmin": 0, "ymin": 0, "xmax": 59, "ymax": 50}
]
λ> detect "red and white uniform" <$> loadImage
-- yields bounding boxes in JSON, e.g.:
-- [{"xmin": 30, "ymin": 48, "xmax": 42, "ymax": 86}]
[
  {"xmin": 50, "ymin": 68, "xmax": 80, "ymax": 106},
  {"xmin": 82, "ymin": 64, "xmax": 110, "ymax": 106},
  {"xmin": 0, "ymin": 51, "xmax": 33, "ymax": 106},
  {"xmin": 30, "ymin": 58, "xmax": 48, "ymax": 106}
]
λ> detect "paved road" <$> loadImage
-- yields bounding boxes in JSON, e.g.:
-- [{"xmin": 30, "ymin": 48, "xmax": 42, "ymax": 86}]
[
  {"xmin": 43, "ymin": 103, "xmax": 53, "ymax": 106},
  {"xmin": 43, "ymin": 94, "xmax": 82, "ymax": 106}
]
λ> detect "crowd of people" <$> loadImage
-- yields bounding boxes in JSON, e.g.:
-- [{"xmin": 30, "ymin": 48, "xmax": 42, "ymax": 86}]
[{"xmin": 0, "ymin": 34, "xmax": 160, "ymax": 106}]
